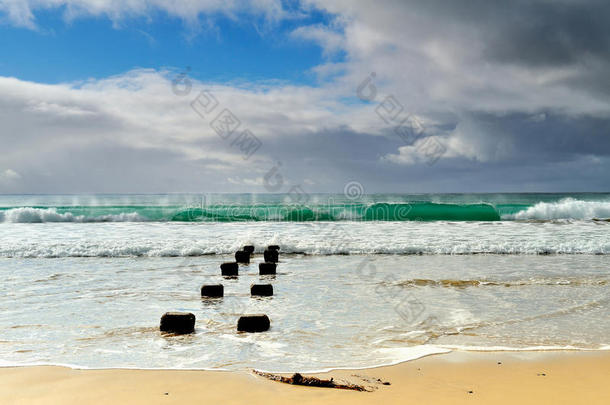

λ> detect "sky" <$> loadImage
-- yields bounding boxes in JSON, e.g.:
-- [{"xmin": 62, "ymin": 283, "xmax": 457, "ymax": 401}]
[{"xmin": 1, "ymin": 0, "xmax": 609, "ymax": 194}]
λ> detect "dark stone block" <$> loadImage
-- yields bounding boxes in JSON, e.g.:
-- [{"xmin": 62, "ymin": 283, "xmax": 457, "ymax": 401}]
[
  {"xmin": 160, "ymin": 312, "xmax": 195, "ymax": 334},
  {"xmin": 251, "ymin": 284, "xmax": 273, "ymax": 296},
  {"xmin": 237, "ymin": 314, "xmax": 270, "ymax": 332},
  {"xmin": 263, "ymin": 249, "xmax": 279, "ymax": 263},
  {"xmin": 201, "ymin": 284, "xmax": 223, "ymax": 297},
  {"xmin": 243, "ymin": 245, "xmax": 255, "ymax": 254},
  {"xmin": 259, "ymin": 262, "xmax": 277, "ymax": 275},
  {"xmin": 267, "ymin": 245, "xmax": 280, "ymax": 251},
  {"xmin": 235, "ymin": 250, "xmax": 250, "ymax": 264},
  {"xmin": 220, "ymin": 262, "xmax": 238, "ymax": 276}
]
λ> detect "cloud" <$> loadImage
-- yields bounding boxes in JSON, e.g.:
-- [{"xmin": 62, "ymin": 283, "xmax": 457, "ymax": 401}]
[
  {"xmin": 0, "ymin": 69, "xmax": 392, "ymax": 192},
  {"xmin": 481, "ymin": 1, "xmax": 610, "ymax": 68},
  {"xmin": 2, "ymin": 1, "xmax": 610, "ymax": 192},
  {"xmin": 291, "ymin": 24, "xmax": 345, "ymax": 57},
  {"xmin": 5, "ymin": 1, "xmax": 610, "ymax": 115},
  {"xmin": 385, "ymin": 116, "xmax": 516, "ymax": 165},
  {"xmin": 0, "ymin": 0, "xmax": 288, "ymax": 29},
  {"xmin": 0, "ymin": 168, "xmax": 21, "ymax": 181},
  {"xmin": 0, "ymin": 169, "xmax": 21, "ymax": 193},
  {"xmin": 384, "ymin": 111, "xmax": 610, "ymax": 166},
  {"xmin": 227, "ymin": 176, "xmax": 264, "ymax": 186}
]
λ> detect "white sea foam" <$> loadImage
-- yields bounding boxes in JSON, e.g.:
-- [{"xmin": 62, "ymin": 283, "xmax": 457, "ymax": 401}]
[
  {"xmin": 2, "ymin": 242, "xmax": 609, "ymax": 257},
  {"xmin": 3, "ymin": 345, "xmax": 610, "ymax": 372},
  {"xmin": 0, "ymin": 219, "xmax": 608, "ymax": 257},
  {"xmin": 438, "ymin": 345, "xmax": 610, "ymax": 352},
  {"xmin": 504, "ymin": 198, "xmax": 610, "ymax": 220}
]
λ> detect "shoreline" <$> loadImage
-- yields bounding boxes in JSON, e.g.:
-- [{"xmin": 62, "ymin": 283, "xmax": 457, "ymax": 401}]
[
  {"xmin": 2, "ymin": 350, "xmax": 609, "ymax": 404},
  {"xmin": 2, "ymin": 345, "xmax": 610, "ymax": 373}
]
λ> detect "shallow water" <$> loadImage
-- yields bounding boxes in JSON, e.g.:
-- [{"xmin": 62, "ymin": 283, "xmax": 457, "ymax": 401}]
[{"xmin": 1, "ymin": 253, "xmax": 608, "ymax": 371}]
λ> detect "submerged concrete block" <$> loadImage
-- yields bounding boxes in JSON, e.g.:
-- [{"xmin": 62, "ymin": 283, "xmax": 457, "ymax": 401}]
[
  {"xmin": 263, "ymin": 249, "xmax": 279, "ymax": 263},
  {"xmin": 267, "ymin": 245, "xmax": 280, "ymax": 251},
  {"xmin": 220, "ymin": 262, "xmax": 238, "ymax": 276},
  {"xmin": 237, "ymin": 314, "xmax": 270, "ymax": 332},
  {"xmin": 235, "ymin": 250, "xmax": 250, "ymax": 264},
  {"xmin": 160, "ymin": 312, "xmax": 195, "ymax": 334},
  {"xmin": 251, "ymin": 284, "xmax": 273, "ymax": 296},
  {"xmin": 243, "ymin": 245, "xmax": 255, "ymax": 254},
  {"xmin": 201, "ymin": 284, "xmax": 223, "ymax": 297},
  {"xmin": 259, "ymin": 262, "xmax": 277, "ymax": 275}
]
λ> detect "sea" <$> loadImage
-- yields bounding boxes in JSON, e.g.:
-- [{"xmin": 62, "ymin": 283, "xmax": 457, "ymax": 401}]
[{"xmin": 1, "ymin": 193, "xmax": 609, "ymax": 372}]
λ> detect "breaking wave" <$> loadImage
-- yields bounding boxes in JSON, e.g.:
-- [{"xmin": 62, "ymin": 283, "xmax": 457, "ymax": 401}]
[
  {"xmin": 504, "ymin": 198, "xmax": 610, "ymax": 220},
  {"xmin": 1, "ymin": 198, "xmax": 609, "ymax": 223},
  {"xmin": 0, "ymin": 207, "xmax": 146, "ymax": 223}
]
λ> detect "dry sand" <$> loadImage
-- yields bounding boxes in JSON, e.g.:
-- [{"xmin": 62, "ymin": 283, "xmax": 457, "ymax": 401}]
[{"xmin": 1, "ymin": 350, "xmax": 609, "ymax": 404}]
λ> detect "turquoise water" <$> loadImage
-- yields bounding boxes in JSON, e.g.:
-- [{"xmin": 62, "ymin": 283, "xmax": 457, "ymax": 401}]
[{"xmin": 1, "ymin": 193, "xmax": 609, "ymax": 222}]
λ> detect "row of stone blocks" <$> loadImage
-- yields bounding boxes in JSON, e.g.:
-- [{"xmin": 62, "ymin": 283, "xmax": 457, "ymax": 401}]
[
  {"xmin": 234, "ymin": 246, "xmax": 279, "ymax": 265},
  {"xmin": 160, "ymin": 313, "xmax": 271, "ymax": 334},
  {"xmin": 201, "ymin": 283, "xmax": 273, "ymax": 297},
  {"xmin": 159, "ymin": 244, "xmax": 280, "ymax": 334},
  {"xmin": 220, "ymin": 261, "xmax": 277, "ymax": 276}
]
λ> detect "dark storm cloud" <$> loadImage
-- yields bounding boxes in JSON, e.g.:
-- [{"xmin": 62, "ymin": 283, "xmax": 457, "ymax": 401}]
[
  {"xmin": 482, "ymin": 1, "xmax": 610, "ymax": 67},
  {"xmin": 422, "ymin": 0, "xmax": 610, "ymax": 101},
  {"xmin": 228, "ymin": 111, "xmax": 610, "ymax": 192},
  {"xmin": 563, "ymin": 60, "xmax": 610, "ymax": 100},
  {"xmin": 409, "ymin": 0, "xmax": 610, "ymax": 66},
  {"xmin": 466, "ymin": 112, "xmax": 610, "ymax": 160}
]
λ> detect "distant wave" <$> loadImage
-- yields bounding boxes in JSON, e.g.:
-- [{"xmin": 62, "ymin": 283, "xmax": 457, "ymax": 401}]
[
  {"xmin": 503, "ymin": 198, "xmax": 610, "ymax": 220},
  {"xmin": 1, "ymin": 198, "xmax": 609, "ymax": 223},
  {"xmin": 0, "ymin": 207, "xmax": 146, "ymax": 223},
  {"xmin": 0, "ymin": 202, "xmax": 500, "ymax": 222}
]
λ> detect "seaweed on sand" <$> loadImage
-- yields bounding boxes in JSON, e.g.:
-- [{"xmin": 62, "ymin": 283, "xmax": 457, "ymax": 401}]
[{"xmin": 252, "ymin": 370, "xmax": 371, "ymax": 392}]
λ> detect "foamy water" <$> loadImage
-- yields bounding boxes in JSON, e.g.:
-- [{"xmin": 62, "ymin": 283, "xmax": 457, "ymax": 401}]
[
  {"xmin": 1, "ymin": 254, "xmax": 609, "ymax": 371},
  {"xmin": 0, "ymin": 220, "xmax": 609, "ymax": 257}
]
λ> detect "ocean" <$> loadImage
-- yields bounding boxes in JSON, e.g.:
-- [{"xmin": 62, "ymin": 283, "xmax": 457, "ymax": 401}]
[{"xmin": 1, "ymin": 193, "xmax": 609, "ymax": 371}]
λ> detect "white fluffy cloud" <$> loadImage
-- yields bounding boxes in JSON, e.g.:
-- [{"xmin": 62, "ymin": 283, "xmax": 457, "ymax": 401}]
[
  {"xmin": 384, "ymin": 116, "xmax": 516, "ymax": 164},
  {"xmin": 291, "ymin": 24, "xmax": 345, "ymax": 57},
  {"xmin": 0, "ymin": 68, "xmax": 386, "ymax": 192},
  {"xmin": 0, "ymin": 168, "xmax": 21, "ymax": 182}
]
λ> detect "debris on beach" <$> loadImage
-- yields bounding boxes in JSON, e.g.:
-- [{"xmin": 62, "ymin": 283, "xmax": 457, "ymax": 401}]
[{"xmin": 253, "ymin": 370, "xmax": 374, "ymax": 392}]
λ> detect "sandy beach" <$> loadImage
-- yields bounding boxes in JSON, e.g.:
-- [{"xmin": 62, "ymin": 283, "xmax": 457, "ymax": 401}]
[{"xmin": 1, "ymin": 350, "xmax": 609, "ymax": 404}]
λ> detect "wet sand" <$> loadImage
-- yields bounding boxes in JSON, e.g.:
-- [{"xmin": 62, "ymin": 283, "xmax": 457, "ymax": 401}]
[{"xmin": 1, "ymin": 350, "xmax": 609, "ymax": 404}]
